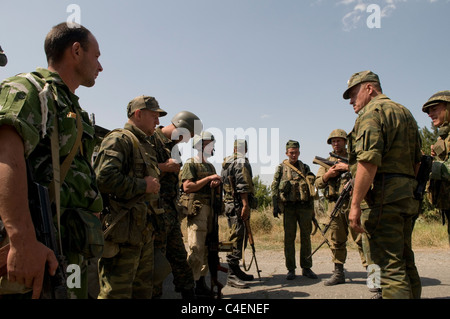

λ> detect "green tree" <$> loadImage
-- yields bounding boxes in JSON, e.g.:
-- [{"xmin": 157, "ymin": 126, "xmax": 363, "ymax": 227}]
[
  {"xmin": 419, "ymin": 122, "xmax": 439, "ymax": 155},
  {"xmin": 252, "ymin": 175, "xmax": 271, "ymax": 210}
]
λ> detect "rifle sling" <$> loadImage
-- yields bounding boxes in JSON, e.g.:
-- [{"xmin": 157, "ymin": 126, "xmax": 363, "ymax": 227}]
[{"xmin": 48, "ymin": 110, "xmax": 83, "ymax": 255}]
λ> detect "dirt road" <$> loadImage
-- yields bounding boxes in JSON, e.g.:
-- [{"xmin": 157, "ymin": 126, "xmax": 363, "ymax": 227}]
[{"xmin": 162, "ymin": 247, "xmax": 450, "ymax": 299}]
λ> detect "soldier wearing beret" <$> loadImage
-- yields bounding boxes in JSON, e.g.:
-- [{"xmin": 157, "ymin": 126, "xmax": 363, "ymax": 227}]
[
  {"xmin": 422, "ymin": 91, "xmax": 450, "ymax": 245},
  {"xmin": 271, "ymin": 140, "xmax": 318, "ymax": 281},
  {"xmin": 344, "ymin": 70, "xmax": 422, "ymax": 299},
  {"xmin": 94, "ymin": 95, "xmax": 165, "ymax": 299}
]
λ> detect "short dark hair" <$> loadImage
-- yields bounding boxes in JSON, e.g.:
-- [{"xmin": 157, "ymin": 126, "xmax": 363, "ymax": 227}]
[{"xmin": 44, "ymin": 22, "xmax": 92, "ymax": 64}]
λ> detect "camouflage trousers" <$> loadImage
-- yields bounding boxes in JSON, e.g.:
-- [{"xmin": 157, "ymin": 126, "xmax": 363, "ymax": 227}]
[
  {"xmin": 186, "ymin": 204, "xmax": 213, "ymax": 281},
  {"xmin": 224, "ymin": 201, "xmax": 246, "ymax": 267},
  {"xmin": 326, "ymin": 201, "xmax": 366, "ymax": 267},
  {"xmin": 97, "ymin": 238, "xmax": 154, "ymax": 299},
  {"xmin": 282, "ymin": 201, "xmax": 313, "ymax": 271},
  {"xmin": 153, "ymin": 202, "xmax": 194, "ymax": 297},
  {"xmin": 361, "ymin": 197, "xmax": 422, "ymax": 299}
]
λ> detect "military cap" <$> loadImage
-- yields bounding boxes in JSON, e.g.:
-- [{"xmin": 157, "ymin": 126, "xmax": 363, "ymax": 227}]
[
  {"xmin": 343, "ymin": 70, "xmax": 380, "ymax": 100},
  {"xmin": 127, "ymin": 95, "xmax": 167, "ymax": 118},
  {"xmin": 286, "ymin": 140, "xmax": 300, "ymax": 150},
  {"xmin": 422, "ymin": 90, "xmax": 450, "ymax": 113}
]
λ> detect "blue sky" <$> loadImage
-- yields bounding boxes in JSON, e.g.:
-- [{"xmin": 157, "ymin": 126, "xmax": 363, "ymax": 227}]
[{"xmin": 1, "ymin": 0, "xmax": 449, "ymax": 185}]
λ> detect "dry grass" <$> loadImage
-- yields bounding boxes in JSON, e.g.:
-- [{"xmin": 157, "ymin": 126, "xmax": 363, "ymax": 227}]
[{"xmin": 179, "ymin": 205, "xmax": 448, "ymax": 252}]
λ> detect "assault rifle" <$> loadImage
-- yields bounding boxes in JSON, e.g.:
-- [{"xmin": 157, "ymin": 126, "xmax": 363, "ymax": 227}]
[
  {"xmin": 207, "ymin": 185, "xmax": 228, "ymax": 299},
  {"xmin": 313, "ymin": 152, "xmax": 349, "ymax": 170},
  {"xmin": 0, "ymin": 164, "xmax": 68, "ymax": 299},
  {"xmin": 308, "ymin": 177, "xmax": 353, "ymax": 258},
  {"xmin": 228, "ymin": 176, "xmax": 262, "ymax": 281}
]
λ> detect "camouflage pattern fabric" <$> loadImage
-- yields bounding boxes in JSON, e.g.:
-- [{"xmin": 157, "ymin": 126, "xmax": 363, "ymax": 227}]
[
  {"xmin": 150, "ymin": 127, "xmax": 194, "ymax": 297},
  {"xmin": 94, "ymin": 123, "xmax": 159, "ymax": 299},
  {"xmin": 272, "ymin": 160, "xmax": 314, "ymax": 271},
  {"xmin": 0, "ymin": 68, "xmax": 103, "ymax": 299},
  {"xmin": 348, "ymin": 94, "xmax": 422, "ymax": 299},
  {"xmin": 179, "ymin": 158, "xmax": 217, "ymax": 280},
  {"xmin": 315, "ymin": 153, "xmax": 366, "ymax": 267},
  {"xmin": 221, "ymin": 153, "xmax": 255, "ymax": 266},
  {"xmin": 427, "ymin": 123, "xmax": 450, "ymax": 244}
]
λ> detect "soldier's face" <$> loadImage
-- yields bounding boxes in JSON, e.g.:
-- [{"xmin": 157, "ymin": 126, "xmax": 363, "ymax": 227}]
[
  {"xmin": 78, "ymin": 34, "xmax": 103, "ymax": 88},
  {"xmin": 331, "ymin": 137, "xmax": 346, "ymax": 154},
  {"xmin": 348, "ymin": 83, "xmax": 371, "ymax": 114},
  {"xmin": 427, "ymin": 102, "xmax": 447, "ymax": 127},
  {"xmin": 286, "ymin": 148, "xmax": 299, "ymax": 163},
  {"xmin": 136, "ymin": 109, "xmax": 160, "ymax": 135}
]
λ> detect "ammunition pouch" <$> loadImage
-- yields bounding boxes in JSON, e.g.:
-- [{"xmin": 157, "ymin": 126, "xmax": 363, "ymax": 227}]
[
  {"xmin": 62, "ymin": 209, "xmax": 104, "ymax": 259},
  {"xmin": 179, "ymin": 193, "xmax": 209, "ymax": 216}
]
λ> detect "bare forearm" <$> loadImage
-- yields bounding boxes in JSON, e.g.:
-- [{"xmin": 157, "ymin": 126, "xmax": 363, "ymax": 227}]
[{"xmin": 351, "ymin": 161, "xmax": 377, "ymax": 207}]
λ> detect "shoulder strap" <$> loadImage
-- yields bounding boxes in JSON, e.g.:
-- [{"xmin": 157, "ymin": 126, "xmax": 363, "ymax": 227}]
[{"xmin": 282, "ymin": 159, "xmax": 306, "ymax": 179}]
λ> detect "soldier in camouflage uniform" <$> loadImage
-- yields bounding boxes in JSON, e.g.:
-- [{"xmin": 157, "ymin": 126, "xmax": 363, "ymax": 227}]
[
  {"xmin": 422, "ymin": 91, "xmax": 450, "ymax": 245},
  {"xmin": 0, "ymin": 45, "xmax": 7, "ymax": 67},
  {"xmin": 150, "ymin": 111, "xmax": 202, "ymax": 299},
  {"xmin": 179, "ymin": 131, "xmax": 222, "ymax": 297},
  {"xmin": 0, "ymin": 23, "xmax": 103, "ymax": 299},
  {"xmin": 221, "ymin": 139, "xmax": 256, "ymax": 289},
  {"xmin": 271, "ymin": 140, "xmax": 318, "ymax": 281},
  {"xmin": 315, "ymin": 129, "xmax": 367, "ymax": 286},
  {"xmin": 94, "ymin": 95, "xmax": 165, "ymax": 299},
  {"xmin": 344, "ymin": 70, "xmax": 422, "ymax": 299}
]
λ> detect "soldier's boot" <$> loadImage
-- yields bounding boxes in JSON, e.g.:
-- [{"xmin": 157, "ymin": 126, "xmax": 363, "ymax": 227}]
[
  {"xmin": 227, "ymin": 274, "xmax": 249, "ymax": 289},
  {"xmin": 195, "ymin": 276, "xmax": 213, "ymax": 298},
  {"xmin": 229, "ymin": 263, "xmax": 254, "ymax": 281},
  {"xmin": 324, "ymin": 263, "xmax": 345, "ymax": 286}
]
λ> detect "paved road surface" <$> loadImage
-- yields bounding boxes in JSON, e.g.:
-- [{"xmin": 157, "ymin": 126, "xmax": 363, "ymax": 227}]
[{"xmin": 162, "ymin": 247, "xmax": 449, "ymax": 299}]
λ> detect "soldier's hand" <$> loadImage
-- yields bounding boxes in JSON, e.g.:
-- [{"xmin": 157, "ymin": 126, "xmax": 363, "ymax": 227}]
[
  {"xmin": 348, "ymin": 203, "xmax": 365, "ymax": 234},
  {"xmin": 7, "ymin": 239, "xmax": 58, "ymax": 299},
  {"xmin": 162, "ymin": 158, "xmax": 181, "ymax": 173},
  {"xmin": 145, "ymin": 176, "xmax": 160, "ymax": 194}
]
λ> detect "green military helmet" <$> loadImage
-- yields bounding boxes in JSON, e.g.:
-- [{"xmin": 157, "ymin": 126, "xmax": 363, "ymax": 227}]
[
  {"xmin": 171, "ymin": 111, "xmax": 203, "ymax": 137},
  {"xmin": 422, "ymin": 90, "xmax": 450, "ymax": 113},
  {"xmin": 327, "ymin": 129, "xmax": 347, "ymax": 144},
  {"xmin": 192, "ymin": 131, "xmax": 215, "ymax": 149}
]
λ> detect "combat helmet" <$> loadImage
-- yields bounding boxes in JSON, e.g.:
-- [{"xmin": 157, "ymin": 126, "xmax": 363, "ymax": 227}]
[
  {"xmin": 192, "ymin": 131, "xmax": 215, "ymax": 149},
  {"xmin": 171, "ymin": 111, "xmax": 203, "ymax": 137},
  {"xmin": 422, "ymin": 90, "xmax": 450, "ymax": 125},
  {"xmin": 327, "ymin": 129, "xmax": 347, "ymax": 144}
]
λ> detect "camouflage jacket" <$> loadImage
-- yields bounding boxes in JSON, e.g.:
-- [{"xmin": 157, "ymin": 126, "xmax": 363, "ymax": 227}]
[
  {"xmin": 150, "ymin": 126, "xmax": 181, "ymax": 202},
  {"xmin": 315, "ymin": 152, "xmax": 351, "ymax": 202},
  {"xmin": 0, "ymin": 68, "xmax": 103, "ymax": 213},
  {"xmin": 272, "ymin": 160, "xmax": 315, "ymax": 203},
  {"xmin": 94, "ymin": 123, "xmax": 161, "ymax": 244},
  {"xmin": 348, "ymin": 94, "xmax": 422, "ymax": 208},
  {"xmin": 428, "ymin": 123, "xmax": 450, "ymax": 209},
  {"xmin": 179, "ymin": 157, "xmax": 217, "ymax": 198},
  {"xmin": 221, "ymin": 153, "xmax": 255, "ymax": 203}
]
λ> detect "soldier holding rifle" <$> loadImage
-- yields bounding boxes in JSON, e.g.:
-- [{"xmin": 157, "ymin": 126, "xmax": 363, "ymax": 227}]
[
  {"xmin": 221, "ymin": 139, "xmax": 257, "ymax": 289},
  {"xmin": 314, "ymin": 129, "xmax": 366, "ymax": 286}
]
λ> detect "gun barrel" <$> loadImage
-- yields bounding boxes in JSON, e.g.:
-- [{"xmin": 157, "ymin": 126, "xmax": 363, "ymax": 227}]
[{"xmin": 329, "ymin": 152, "xmax": 349, "ymax": 163}]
